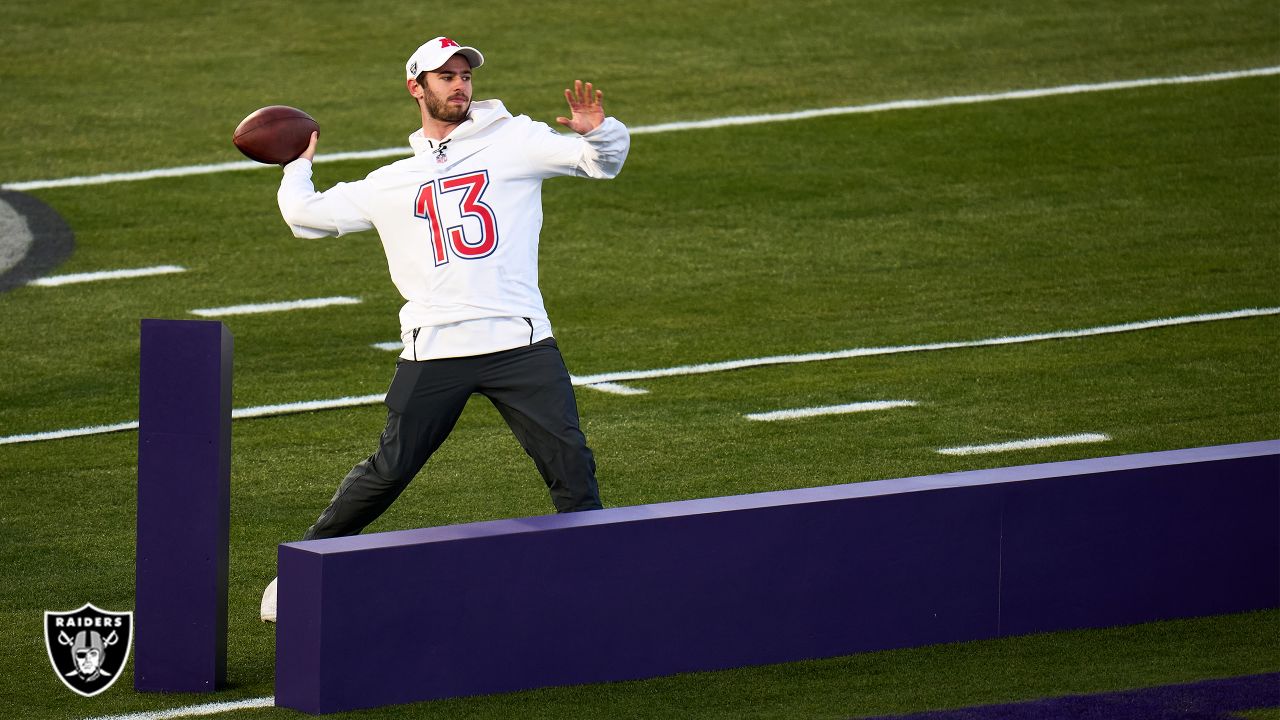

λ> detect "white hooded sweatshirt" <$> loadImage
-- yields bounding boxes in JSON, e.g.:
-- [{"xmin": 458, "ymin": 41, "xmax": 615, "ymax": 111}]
[{"xmin": 278, "ymin": 99, "xmax": 630, "ymax": 359}]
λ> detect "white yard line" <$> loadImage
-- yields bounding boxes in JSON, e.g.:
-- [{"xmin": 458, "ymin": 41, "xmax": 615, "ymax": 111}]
[
  {"xmin": 28, "ymin": 265, "xmax": 185, "ymax": 287},
  {"xmin": 745, "ymin": 400, "xmax": 918, "ymax": 422},
  {"xmin": 81, "ymin": 696, "xmax": 274, "ymax": 720},
  {"xmin": 190, "ymin": 296, "xmax": 360, "ymax": 317},
  {"xmin": 4, "ymin": 66, "xmax": 1277, "ymax": 192},
  {"xmin": 1, "ymin": 306, "xmax": 1274, "ymax": 445},
  {"xmin": 571, "ymin": 307, "xmax": 1280, "ymax": 386},
  {"xmin": 936, "ymin": 433, "xmax": 1111, "ymax": 456}
]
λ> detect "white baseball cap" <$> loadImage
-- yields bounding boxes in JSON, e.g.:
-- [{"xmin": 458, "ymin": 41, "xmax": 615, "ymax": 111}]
[{"xmin": 405, "ymin": 37, "xmax": 484, "ymax": 79}]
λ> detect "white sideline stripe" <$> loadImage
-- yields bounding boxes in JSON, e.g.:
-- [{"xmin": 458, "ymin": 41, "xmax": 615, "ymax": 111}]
[
  {"xmin": 0, "ymin": 421, "xmax": 140, "ymax": 445},
  {"xmin": 629, "ymin": 66, "xmax": 1280, "ymax": 135},
  {"xmin": 28, "ymin": 265, "xmax": 185, "ymax": 287},
  {"xmin": 581, "ymin": 381, "xmax": 650, "ymax": 396},
  {"xmin": 230, "ymin": 393, "xmax": 384, "ymax": 419},
  {"xmin": 937, "ymin": 433, "xmax": 1111, "ymax": 456},
  {"xmin": 9, "ymin": 160, "xmax": 265, "ymax": 191},
  {"xmin": 570, "ymin": 307, "xmax": 1280, "ymax": 386},
  {"xmin": 5, "ymin": 66, "xmax": 1277, "ymax": 192},
  {"xmin": 1, "ymin": 306, "xmax": 1275, "ymax": 445},
  {"xmin": 190, "ymin": 296, "xmax": 360, "ymax": 317},
  {"xmin": 745, "ymin": 400, "xmax": 918, "ymax": 421},
  {"xmin": 81, "ymin": 696, "xmax": 274, "ymax": 720},
  {"xmin": 369, "ymin": 341, "xmax": 649, "ymax": 395},
  {"xmin": 0, "ymin": 395, "xmax": 386, "ymax": 445}
]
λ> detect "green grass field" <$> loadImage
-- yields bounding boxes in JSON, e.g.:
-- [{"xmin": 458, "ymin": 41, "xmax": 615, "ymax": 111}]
[{"xmin": 1, "ymin": 1, "xmax": 1278, "ymax": 718}]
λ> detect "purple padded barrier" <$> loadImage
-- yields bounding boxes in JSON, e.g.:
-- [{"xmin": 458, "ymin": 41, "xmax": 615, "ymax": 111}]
[
  {"xmin": 135, "ymin": 319, "xmax": 232, "ymax": 692},
  {"xmin": 276, "ymin": 440, "xmax": 1279, "ymax": 714}
]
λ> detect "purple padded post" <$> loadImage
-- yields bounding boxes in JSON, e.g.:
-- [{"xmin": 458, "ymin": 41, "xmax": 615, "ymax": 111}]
[
  {"xmin": 276, "ymin": 440, "xmax": 1279, "ymax": 714},
  {"xmin": 135, "ymin": 319, "xmax": 232, "ymax": 692}
]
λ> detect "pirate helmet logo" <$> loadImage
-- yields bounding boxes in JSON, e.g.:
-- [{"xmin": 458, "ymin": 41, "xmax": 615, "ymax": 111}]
[{"xmin": 44, "ymin": 603, "xmax": 133, "ymax": 697}]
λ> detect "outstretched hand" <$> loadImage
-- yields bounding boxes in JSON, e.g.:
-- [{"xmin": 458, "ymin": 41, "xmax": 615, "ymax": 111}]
[{"xmin": 556, "ymin": 80, "xmax": 605, "ymax": 135}]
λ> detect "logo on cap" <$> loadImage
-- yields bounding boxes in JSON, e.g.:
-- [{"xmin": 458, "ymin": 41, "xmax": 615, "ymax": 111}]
[{"xmin": 439, "ymin": 38, "xmax": 460, "ymax": 48}]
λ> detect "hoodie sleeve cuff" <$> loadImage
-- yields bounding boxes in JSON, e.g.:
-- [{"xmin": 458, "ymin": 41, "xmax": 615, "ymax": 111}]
[{"xmin": 282, "ymin": 157, "xmax": 314, "ymax": 176}]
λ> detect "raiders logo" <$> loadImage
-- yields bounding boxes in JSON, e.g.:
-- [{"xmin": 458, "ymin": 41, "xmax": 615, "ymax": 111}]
[{"xmin": 44, "ymin": 603, "xmax": 133, "ymax": 697}]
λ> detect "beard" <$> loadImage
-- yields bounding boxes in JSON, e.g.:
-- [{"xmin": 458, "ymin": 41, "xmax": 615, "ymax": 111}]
[{"xmin": 424, "ymin": 88, "xmax": 470, "ymax": 123}]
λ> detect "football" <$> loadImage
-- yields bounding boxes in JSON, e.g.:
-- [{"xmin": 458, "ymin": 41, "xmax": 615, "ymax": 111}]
[{"xmin": 232, "ymin": 106, "xmax": 319, "ymax": 165}]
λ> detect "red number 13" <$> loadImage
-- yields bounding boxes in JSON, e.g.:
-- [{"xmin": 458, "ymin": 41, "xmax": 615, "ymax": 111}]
[{"xmin": 414, "ymin": 171, "xmax": 499, "ymax": 266}]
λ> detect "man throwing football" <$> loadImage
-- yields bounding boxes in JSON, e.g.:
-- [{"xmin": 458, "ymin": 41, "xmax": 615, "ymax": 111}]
[{"xmin": 261, "ymin": 36, "xmax": 629, "ymax": 621}]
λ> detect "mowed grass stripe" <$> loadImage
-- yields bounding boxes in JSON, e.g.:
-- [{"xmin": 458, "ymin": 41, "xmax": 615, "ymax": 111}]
[{"xmin": 3, "ymin": 65, "xmax": 1276, "ymax": 192}]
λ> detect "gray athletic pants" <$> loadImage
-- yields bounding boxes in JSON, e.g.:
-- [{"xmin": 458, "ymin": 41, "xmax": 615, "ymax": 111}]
[{"xmin": 302, "ymin": 338, "xmax": 601, "ymax": 540}]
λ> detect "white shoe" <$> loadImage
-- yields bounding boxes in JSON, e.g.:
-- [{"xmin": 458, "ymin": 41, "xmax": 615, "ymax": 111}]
[{"xmin": 260, "ymin": 577, "xmax": 277, "ymax": 623}]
